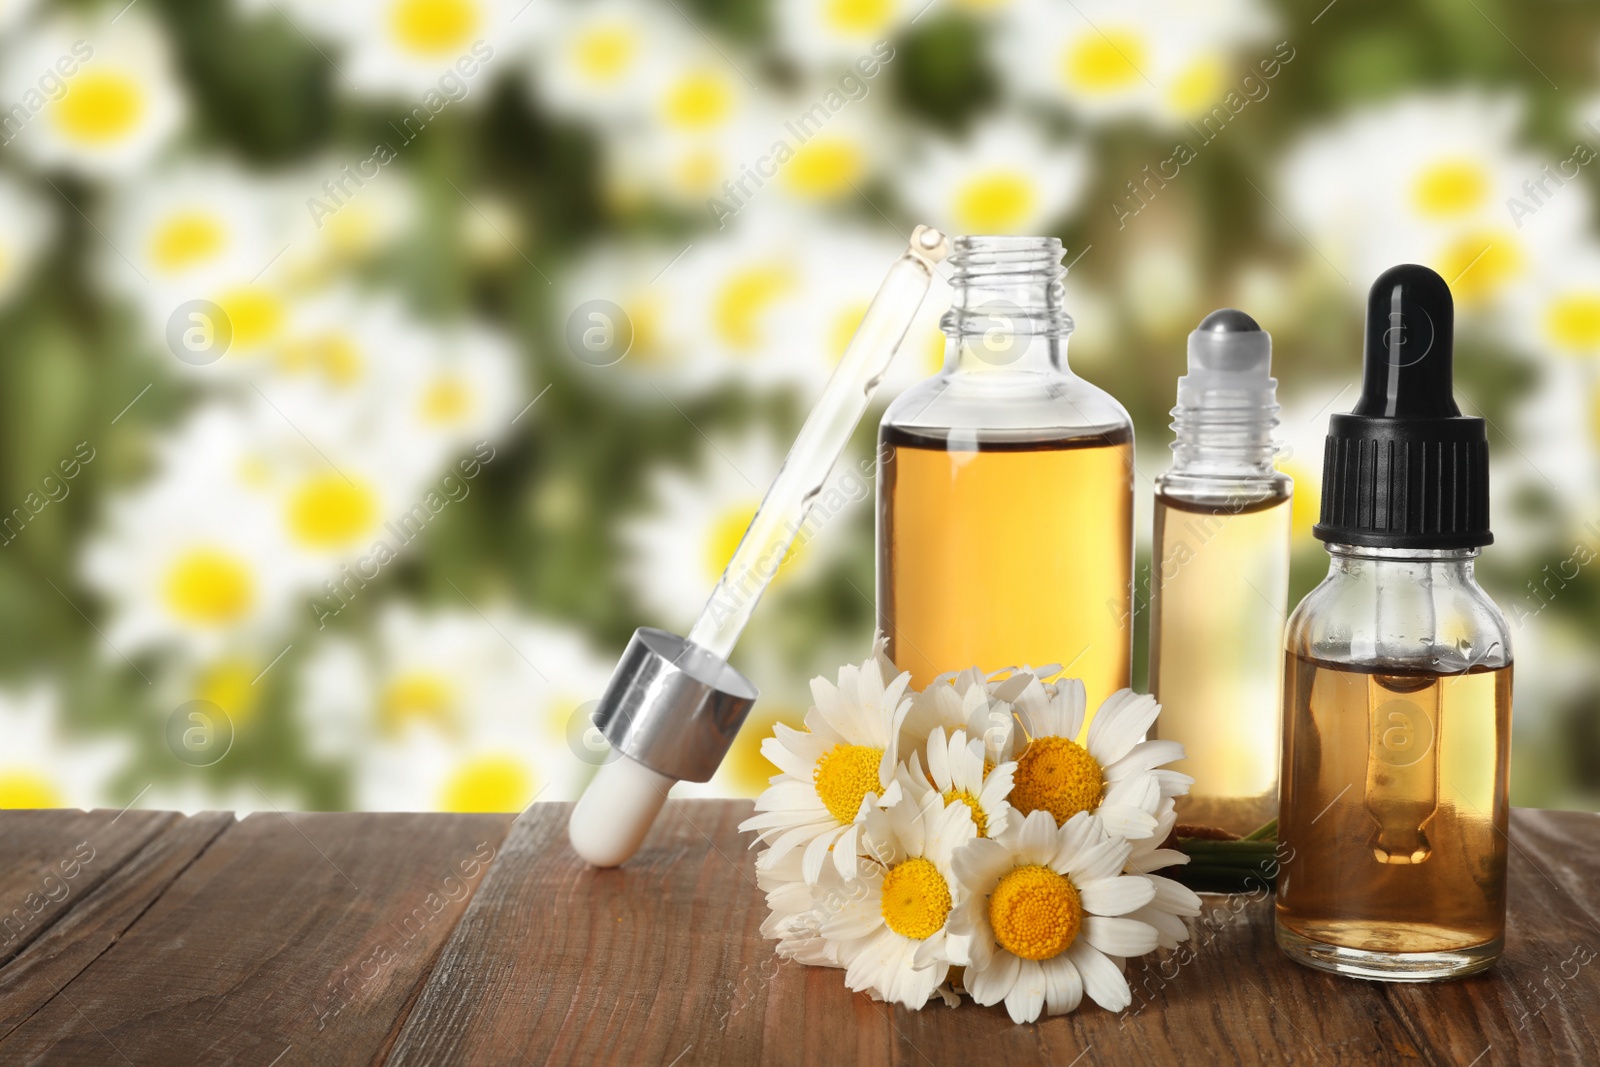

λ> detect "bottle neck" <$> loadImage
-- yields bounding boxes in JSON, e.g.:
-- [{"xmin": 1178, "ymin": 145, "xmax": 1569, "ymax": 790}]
[
  {"xmin": 1324, "ymin": 543, "xmax": 1480, "ymax": 584},
  {"xmin": 940, "ymin": 236, "xmax": 1073, "ymax": 377}
]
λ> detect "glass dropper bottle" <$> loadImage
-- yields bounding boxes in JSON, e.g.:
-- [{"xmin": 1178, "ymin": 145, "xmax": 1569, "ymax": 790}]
[
  {"xmin": 1149, "ymin": 310, "xmax": 1292, "ymax": 837},
  {"xmin": 1276, "ymin": 264, "xmax": 1512, "ymax": 981}
]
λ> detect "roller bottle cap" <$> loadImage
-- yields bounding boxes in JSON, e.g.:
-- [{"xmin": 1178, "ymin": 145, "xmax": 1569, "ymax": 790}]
[
  {"xmin": 1176, "ymin": 308, "xmax": 1276, "ymax": 412},
  {"xmin": 1314, "ymin": 264, "xmax": 1492, "ymax": 549}
]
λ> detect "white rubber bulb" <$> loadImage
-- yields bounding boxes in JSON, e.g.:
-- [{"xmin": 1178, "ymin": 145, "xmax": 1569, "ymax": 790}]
[{"xmin": 568, "ymin": 755, "xmax": 676, "ymax": 867}]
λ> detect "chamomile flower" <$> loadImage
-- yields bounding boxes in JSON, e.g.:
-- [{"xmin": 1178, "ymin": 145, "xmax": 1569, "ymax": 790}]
[
  {"xmin": 818, "ymin": 791, "xmax": 976, "ymax": 1009},
  {"xmin": 739, "ymin": 642, "xmax": 913, "ymax": 883},
  {"xmin": 303, "ymin": 606, "xmax": 614, "ymax": 807},
  {"xmin": 774, "ymin": 0, "xmax": 914, "ymax": 72},
  {"xmin": 2, "ymin": 12, "xmax": 185, "ymax": 177},
  {"xmin": 1278, "ymin": 92, "xmax": 1588, "ymax": 309},
  {"xmin": 1008, "ymin": 682, "xmax": 1192, "ymax": 840},
  {"xmin": 559, "ymin": 239, "xmax": 695, "ymax": 387},
  {"xmin": 82, "ymin": 407, "xmax": 300, "ymax": 660},
  {"xmin": 99, "ymin": 161, "xmax": 283, "ymax": 338},
  {"xmin": 1116, "ymin": 806, "xmax": 1202, "ymax": 950},
  {"xmin": 1508, "ymin": 247, "xmax": 1600, "ymax": 362},
  {"xmin": 897, "ymin": 118, "xmax": 1090, "ymax": 236},
  {"xmin": 994, "ymin": 0, "xmax": 1277, "ymax": 127},
  {"xmin": 328, "ymin": 0, "xmax": 532, "ymax": 100},
  {"xmin": 0, "ymin": 685, "xmax": 129, "ymax": 810},
  {"xmin": 623, "ymin": 431, "xmax": 836, "ymax": 632},
  {"xmin": 0, "ymin": 172, "xmax": 52, "ymax": 307},
  {"xmin": 528, "ymin": 0, "xmax": 686, "ymax": 125},
  {"xmin": 282, "ymin": 160, "xmax": 420, "ymax": 284},
  {"xmin": 948, "ymin": 809, "xmax": 1161, "ymax": 1022},
  {"xmin": 755, "ymin": 844, "xmax": 853, "ymax": 968},
  {"xmin": 902, "ymin": 726, "xmax": 1017, "ymax": 840}
]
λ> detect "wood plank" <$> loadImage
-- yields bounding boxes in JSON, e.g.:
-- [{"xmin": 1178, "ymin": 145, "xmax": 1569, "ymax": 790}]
[
  {"xmin": 0, "ymin": 811, "xmax": 235, "ymax": 1042},
  {"xmin": 388, "ymin": 802, "xmax": 1599, "ymax": 1066},
  {"xmin": 0, "ymin": 810, "xmax": 515, "ymax": 1066},
  {"xmin": 1380, "ymin": 809, "xmax": 1600, "ymax": 1066},
  {"xmin": 385, "ymin": 801, "xmax": 811, "ymax": 1067},
  {"xmin": 0, "ymin": 809, "xmax": 179, "ymax": 966}
]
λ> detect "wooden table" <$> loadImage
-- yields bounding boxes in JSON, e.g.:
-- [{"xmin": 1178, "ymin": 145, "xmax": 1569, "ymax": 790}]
[{"xmin": 0, "ymin": 803, "xmax": 1594, "ymax": 1065}]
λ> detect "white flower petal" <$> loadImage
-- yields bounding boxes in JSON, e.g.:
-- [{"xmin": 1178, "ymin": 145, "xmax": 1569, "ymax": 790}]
[
  {"xmin": 1042, "ymin": 953, "xmax": 1084, "ymax": 1016},
  {"xmin": 1083, "ymin": 915, "xmax": 1160, "ymax": 957},
  {"xmin": 1086, "ymin": 689, "xmax": 1162, "ymax": 766},
  {"xmin": 1068, "ymin": 940, "xmax": 1133, "ymax": 1012},
  {"xmin": 1102, "ymin": 738, "xmax": 1186, "ymax": 781},
  {"xmin": 1078, "ymin": 875, "xmax": 1157, "ymax": 916},
  {"xmin": 965, "ymin": 949, "xmax": 1020, "ymax": 1007},
  {"xmin": 1004, "ymin": 958, "xmax": 1048, "ymax": 1023}
]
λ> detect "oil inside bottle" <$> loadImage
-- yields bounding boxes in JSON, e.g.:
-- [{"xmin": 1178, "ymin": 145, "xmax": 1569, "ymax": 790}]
[
  {"xmin": 877, "ymin": 424, "xmax": 1133, "ymax": 714},
  {"xmin": 1276, "ymin": 653, "xmax": 1511, "ymax": 959},
  {"xmin": 1150, "ymin": 489, "xmax": 1291, "ymax": 835}
]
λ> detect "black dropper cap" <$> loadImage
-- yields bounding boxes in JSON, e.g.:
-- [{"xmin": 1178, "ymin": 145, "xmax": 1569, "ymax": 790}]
[{"xmin": 1313, "ymin": 264, "xmax": 1492, "ymax": 549}]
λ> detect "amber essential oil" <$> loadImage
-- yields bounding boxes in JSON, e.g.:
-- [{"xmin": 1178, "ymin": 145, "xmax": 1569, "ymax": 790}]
[
  {"xmin": 1276, "ymin": 655, "xmax": 1511, "ymax": 971},
  {"xmin": 877, "ymin": 424, "xmax": 1133, "ymax": 709}
]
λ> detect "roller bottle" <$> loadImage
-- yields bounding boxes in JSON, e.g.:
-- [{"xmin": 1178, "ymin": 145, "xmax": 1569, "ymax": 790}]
[{"xmin": 1148, "ymin": 310, "xmax": 1291, "ymax": 836}]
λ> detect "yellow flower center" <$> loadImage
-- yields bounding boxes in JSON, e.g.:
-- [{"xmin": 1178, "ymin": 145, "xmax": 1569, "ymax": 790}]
[
  {"xmin": 1412, "ymin": 160, "xmax": 1489, "ymax": 219},
  {"xmin": 216, "ymin": 286, "xmax": 286, "ymax": 351},
  {"xmin": 52, "ymin": 70, "xmax": 145, "ymax": 144},
  {"xmin": 880, "ymin": 857, "xmax": 953, "ymax": 939},
  {"xmin": 0, "ymin": 770, "xmax": 63, "ymax": 809},
  {"xmin": 287, "ymin": 473, "xmax": 379, "ymax": 549},
  {"xmin": 1433, "ymin": 231, "xmax": 1521, "ymax": 306},
  {"xmin": 1010, "ymin": 735, "xmax": 1104, "ymax": 826},
  {"xmin": 438, "ymin": 754, "xmax": 535, "ymax": 812},
  {"xmin": 150, "ymin": 213, "xmax": 227, "ymax": 274},
  {"xmin": 1062, "ymin": 30, "xmax": 1146, "ymax": 94},
  {"xmin": 942, "ymin": 788, "xmax": 988, "ymax": 837},
  {"xmin": 663, "ymin": 70, "xmax": 733, "ymax": 128},
  {"xmin": 196, "ymin": 658, "xmax": 262, "ymax": 727},
  {"xmin": 824, "ymin": 0, "xmax": 893, "ymax": 34},
  {"xmin": 988, "ymin": 864, "xmax": 1082, "ymax": 961},
  {"xmin": 713, "ymin": 265, "xmax": 796, "ymax": 351},
  {"xmin": 954, "ymin": 173, "xmax": 1036, "ymax": 235},
  {"xmin": 574, "ymin": 25, "xmax": 637, "ymax": 83},
  {"xmin": 390, "ymin": 0, "xmax": 480, "ymax": 56},
  {"xmin": 1167, "ymin": 56, "xmax": 1225, "ymax": 118},
  {"xmin": 783, "ymin": 137, "xmax": 865, "ymax": 198},
  {"xmin": 381, "ymin": 671, "xmax": 456, "ymax": 732},
  {"xmin": 813, "ymin": 743, "xmax": 883, "ymax": 824},
  {"xmin": 1545, "ymin": 293, "xmax": 1600, "ymax": 353},
  {"xmin": 163, "ymin": 548, "xmax": 256, "ymax": 625},
  {"xmin": 421, "ymin": 374, "xmax": 473, "ymax": 424}
]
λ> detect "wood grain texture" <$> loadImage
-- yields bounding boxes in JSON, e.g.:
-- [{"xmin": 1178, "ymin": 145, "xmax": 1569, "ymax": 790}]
[
  {"xmin": 0, "ymin": 810, "xmax": 514, "ymax": 1066},
  {"xmin": 0, "ymin": 806, "xmax": 1592, "ymax": 1066},
  {"xmin": 0, "ymin": 809, "xmax": 179, "ymax": 966},
  {"xmin": 388, "ymin": 802, "xmax": 1599, "ymax": 1067},
  {"xmin": 0, "ymin": 810, "xmax": 235, "ymax": 1042}
]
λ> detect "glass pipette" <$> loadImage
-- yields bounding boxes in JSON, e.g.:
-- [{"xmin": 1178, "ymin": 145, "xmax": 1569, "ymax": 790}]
[{"xmin": 569, "ymin": 226, "xmax": 950, "ymax": 866}]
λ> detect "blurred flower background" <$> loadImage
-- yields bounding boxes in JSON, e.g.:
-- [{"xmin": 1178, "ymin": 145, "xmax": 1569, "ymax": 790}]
[{"xmin": 0, "ymin": 0, "xmax": 1597, "ymax": 814}]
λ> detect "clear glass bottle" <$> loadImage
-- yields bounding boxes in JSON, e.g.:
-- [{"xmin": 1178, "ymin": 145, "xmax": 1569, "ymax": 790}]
[
  {"xmin": 1149, "ymin": 310, "xmax": 1291, "ymax": 837},
  {"xmin": 876, "ymin": 236, "xmax": 1133, "ymax": 716},
  {"xmin": 1276, "ymin": 264, "xmax": 1511, "ymax": 981}
]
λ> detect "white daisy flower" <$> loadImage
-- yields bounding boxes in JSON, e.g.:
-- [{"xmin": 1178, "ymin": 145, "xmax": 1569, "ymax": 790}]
[
  {"xmin": 527, "ymin": 0, "xmax": 688, "ymax": 126},
  {"xmin": 1007, "ymin": 682, "xmax": 1192, "ymax": 840},
  {"xmin": 1507, "ymin": 246, "xmax": 1600, "ymax": 363},
  {"xmin": 282, "ymin": 160, "xmax": 420, "ymax": 284},
  {"xmin": 325, "ymin": 0, "xmax": 536, "ymax": 100},
  {"xmin": 739, "ymin": 642, "xmax": 913, "ymax": 883},
  {"xmin": 81, "ymin": 407, "xmax": 302, "ymax": 660},
  {"xmin": 1, "ymin": 11, "xmax": 185, "ymax": 177},
  {"xmin": 1278, "ymin": 92, "xmax": 1589, "ymax": 310},
  {"xmin": 300, "ymin": 605, "xmax": 615, "ymax": 807},
  {"xmin": 0, "ymin": 684, "xmax": 130, "ymax": 810},
  {"xmin": 994, "ymin": 0, "xmax": 1278, "ymax": 128},
  {"xmin": 820, "ymin": 790, "xmax": 976, "ymax": 1009},
  {"xmin": 902, "ymin": 726, "xmax": 1017, "ymax": 841},
  {"xmin": 774, "ymin": 0, "xmax": 913, "ymax": 72},
  {"xmin": 948, "ymin": 808, "xmax": 1161, "ymax": 1022},
  {"xmin": 0, "ymin": 172, "xmax": 53, "ymax": 307},
  {"xmin": 755, "ymin": 843, "xmax": 853, "ymax": 968},
  {"xmin": 622, "ymin": 431, "xmax": 837, "ymax": 633},
  {"xmin": 897, "ymin": 117, "xmax": 1090, "ymax": 236},
  {"xmin": 1115, "ymin": 805, "xmax": 1202, "ymax": 951}
]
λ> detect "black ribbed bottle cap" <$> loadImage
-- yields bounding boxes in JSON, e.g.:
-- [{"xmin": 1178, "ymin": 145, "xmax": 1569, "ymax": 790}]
[{"xmin": 1313, "ymin": 264, "xmax": 1492, "ymax": 549}]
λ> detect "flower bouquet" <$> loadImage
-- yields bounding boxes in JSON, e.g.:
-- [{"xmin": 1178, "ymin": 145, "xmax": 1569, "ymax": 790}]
[{"xmin": 740, "ymin": 640, "xmax": 1206, "ymax": 1024}]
